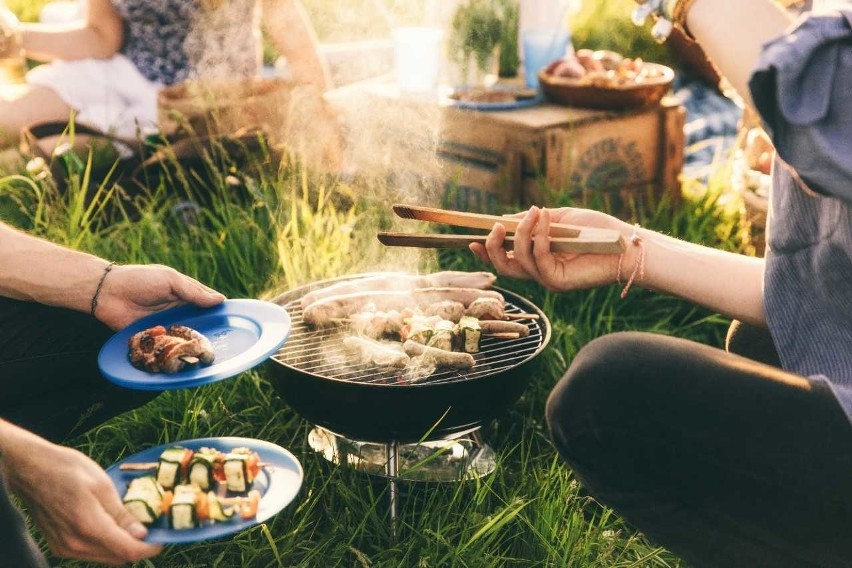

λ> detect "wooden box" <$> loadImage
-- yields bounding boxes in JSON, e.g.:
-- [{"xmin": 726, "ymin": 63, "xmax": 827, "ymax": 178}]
[{"xmin": 327, "ymin": 82, "xmax": 685, "ymax": 215}]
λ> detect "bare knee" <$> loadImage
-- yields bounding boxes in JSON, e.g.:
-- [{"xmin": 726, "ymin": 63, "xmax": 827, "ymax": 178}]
[
  {"xmin": 0, "ymin": 84, "xmax": 72, "ymax": 147},
  {"xmin": 545, "ymin": 331, "xmax": 685, "ymax": 444}
]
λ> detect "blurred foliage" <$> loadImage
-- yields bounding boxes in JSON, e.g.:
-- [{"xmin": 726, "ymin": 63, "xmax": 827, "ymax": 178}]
[{"xmin": 570, "ymin": 0, "xmax": 678, "ymax": 67}]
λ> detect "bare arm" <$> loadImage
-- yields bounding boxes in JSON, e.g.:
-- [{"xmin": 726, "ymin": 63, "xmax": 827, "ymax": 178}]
[
  {"xmin": 0, "ymin": 419, "xmax": 162, "ymax": 564},
  {"xmin": 630, "ymin": 226, "xmax": 766, "ymax": 327},
  {"xmin": 472, "ymin": 207, "xmax": 768, "ymax": 328},
  {"xmin": 19, "ymin": 0, "xmax": 124, "ymax": 62},
  {"xmin": 261, "ymin": 0, "xmax": 332, "ymax": 91},
  {"xmin": 683, "ymin": 0, "xmax": 793, "ymax": 107},
  {"xmin": 0, "ymin": 223, "xmax": 112, "ymax": 313},
  {"xmin": 0, "ymin": 222, "xmax": 225, "ymax": 330}
]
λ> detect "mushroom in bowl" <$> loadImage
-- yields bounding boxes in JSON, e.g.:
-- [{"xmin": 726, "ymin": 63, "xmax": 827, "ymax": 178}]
[{"xmin": 539, "ymin": 49, "xmax": 674, "ymax": 110}]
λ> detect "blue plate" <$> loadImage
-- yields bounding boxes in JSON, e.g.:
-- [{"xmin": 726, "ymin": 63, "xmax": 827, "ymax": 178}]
[
  {"xmin": 98, "ymin": 299, "xmax": 291, "ymax": 391},
  {"xmin": 444, "ymin": 87, "xmax": 544, "ymax": 111},
  {"xmin": 106, "ymin": 437, "xmax": 303, "ymax": 544}
]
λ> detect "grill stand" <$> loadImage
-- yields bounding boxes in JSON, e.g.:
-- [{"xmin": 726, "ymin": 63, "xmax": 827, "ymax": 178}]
[
  {"xmin": 307, "ymin": 426, "xmax": 497, "ymax": 538},
  {"xmin": 386, "ymin": 442, "xmax": 399, "ymax": 540}
]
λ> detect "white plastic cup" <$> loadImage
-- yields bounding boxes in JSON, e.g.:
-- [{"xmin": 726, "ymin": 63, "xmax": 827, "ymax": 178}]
[{"xmin": 392, "ymin": 27, "xmax": 444, "ymax": 95}]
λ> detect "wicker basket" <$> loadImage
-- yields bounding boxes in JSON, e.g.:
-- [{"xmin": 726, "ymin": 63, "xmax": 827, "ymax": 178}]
[{"xmin": 538, "ymin": 63, "xmax": 674, "ymax": 110}]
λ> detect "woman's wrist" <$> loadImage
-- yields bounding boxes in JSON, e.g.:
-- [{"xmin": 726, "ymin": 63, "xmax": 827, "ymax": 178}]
[{"xmin": 613, "ymin": 224, "xmax": 649, "ymax": 296}]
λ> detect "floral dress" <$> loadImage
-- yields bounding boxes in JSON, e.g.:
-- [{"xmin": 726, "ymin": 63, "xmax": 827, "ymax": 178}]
[{"xmin": 110, "ymin": 0, "xmax": 262, "ymax": 86}]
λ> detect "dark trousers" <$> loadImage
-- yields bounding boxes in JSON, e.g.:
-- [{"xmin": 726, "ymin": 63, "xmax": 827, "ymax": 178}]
[
  {"xmin": 545, "ymin": 326, "xmax": 852, "ymax": 568},
  {"xmin": 0, "ymin": 296, "xmax": 157, "ymax": 442},
  {"xmin": 0, "ymin": 297, "xmax": 158, "ymax": 565}
]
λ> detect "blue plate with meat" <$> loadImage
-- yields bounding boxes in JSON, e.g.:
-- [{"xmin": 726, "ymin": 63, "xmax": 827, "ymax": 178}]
[
  {"xmin": 106, "ymin": 437, "xmax": 303, "ymax": 544},
  {"xmin": 98, "ymin": 299, "xmax": 291, "ymax": 391}
]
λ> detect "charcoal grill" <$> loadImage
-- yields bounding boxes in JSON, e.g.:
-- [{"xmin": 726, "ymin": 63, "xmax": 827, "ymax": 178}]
[
  {"xmin": 267, "ymin": 273, "xmax": 551, "ymax": 535},
  {"xmin": 268, "ymin": 273, "xmax": 551, "ymax": 444}
]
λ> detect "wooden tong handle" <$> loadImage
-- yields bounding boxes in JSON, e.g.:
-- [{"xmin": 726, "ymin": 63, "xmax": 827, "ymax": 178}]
[
  {"xmin": 377, "ymin": 232, "xmax": 625, "ymax": 254},
  {"xmin": 392, "ymin": 204, "xmax": 618, "ymax": 240}
]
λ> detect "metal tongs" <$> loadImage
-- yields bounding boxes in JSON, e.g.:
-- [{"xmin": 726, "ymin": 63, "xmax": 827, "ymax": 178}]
[{"xmin": 378, "ymin": 204, "xmax": 626, "ymax": 255}]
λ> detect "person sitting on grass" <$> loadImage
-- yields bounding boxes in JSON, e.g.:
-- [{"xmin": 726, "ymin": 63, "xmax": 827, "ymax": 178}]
[
  {"xmin": 0, "ymin": 0, "xmax": 332, "ymax": 144},
  {"xmin": 471, "ymin": 1, "xmax": 852, "ymax": 567},
  {"xmin": 0, "ymin": 220, "xmax": 225, "ymax": 566}
]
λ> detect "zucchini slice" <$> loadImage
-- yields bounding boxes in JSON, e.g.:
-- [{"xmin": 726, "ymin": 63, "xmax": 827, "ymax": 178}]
[
  {"xmin": 457, "ymin": 317, "xmax": 482, "ymax": 354},
  {"xmin": 156, "ymin": 446, "xmax": 192, "ymax": 490},
  {"xmin": 188, "ymin": 448, "xmax": 220, "ymax": 491},
  {"xmin": 207, "ymin": 492, "xmax": 235, "ymax": 522},
  {"xmin": 169, "ymin": 485, "xmax": 199, "ymax": 530},
  {"xmin": 123, "ymin": 476, "xmax": 163, "ymax": 525},
  {"xmin": 223, "ymin": 454, "xmax": 251, "ymax": 493}
]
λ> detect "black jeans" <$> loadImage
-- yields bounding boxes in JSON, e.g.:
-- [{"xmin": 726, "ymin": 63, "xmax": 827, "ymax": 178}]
[
  {"xmin": 0, "ymin": 296, "xmax": 157, "ymax": 442},
  {"xmin": 545, "ymin": 327, "xmax": 852, "ymax": 568},
  {"xmin": 0, "ymin": 297, "xmax": 158, "ymax": 565}
]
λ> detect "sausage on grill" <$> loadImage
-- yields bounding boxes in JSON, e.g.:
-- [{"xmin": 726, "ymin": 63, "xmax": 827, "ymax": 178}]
[
  {"xmin": 302, "ymin": 288, "xmax": 504, "ymax": 327},
  {"xmin": 299, "ymin": 271, "xmax": 497, "ymax": 309},
  {"xmin": 403, "ymin": 340, "xmax": 475, "ymax": 370}
]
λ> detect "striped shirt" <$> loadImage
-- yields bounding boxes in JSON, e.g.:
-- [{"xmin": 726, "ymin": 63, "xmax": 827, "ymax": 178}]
[{"xmin": 750, "ymin": 10, "xmax": 852, "ymax": 422}]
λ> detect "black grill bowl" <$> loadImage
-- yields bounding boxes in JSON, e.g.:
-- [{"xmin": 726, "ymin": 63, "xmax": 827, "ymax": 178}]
[{"xmin": 267, "ymin": 274, "xmax": 551, "ymax": 444}]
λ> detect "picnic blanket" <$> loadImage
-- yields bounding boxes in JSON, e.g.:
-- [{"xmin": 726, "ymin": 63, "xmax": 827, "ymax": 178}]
[{"xmin": 672, "ymin": 73, "xmax": 743, "ymax": 178}]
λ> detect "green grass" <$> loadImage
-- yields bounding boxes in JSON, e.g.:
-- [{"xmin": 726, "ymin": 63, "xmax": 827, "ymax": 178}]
[
  {"xmin": 0, "ymin": 129, "xmax": 748, "ymax": 567},
  {"xmin": 2, "ymin": 2, "xmax": 751, "ymax": 566}
]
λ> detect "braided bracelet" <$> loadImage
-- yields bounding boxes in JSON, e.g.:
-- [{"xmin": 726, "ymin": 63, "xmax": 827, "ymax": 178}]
[
  {"xmin": 90, "ymin": 261, "xmax": 117, "ymax": 318},
  {"xmin": 616, "ymin": 224, "xmax": 646, "ymax": 299},
  {"xmin": 632, "ymin": 0, "xmax": 700, "ymax": 42}
]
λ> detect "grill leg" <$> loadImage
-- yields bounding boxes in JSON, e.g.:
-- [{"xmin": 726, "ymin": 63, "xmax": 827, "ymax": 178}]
[
  {"xmin": 385, "ymin": 441, "xmax": 400, "ymax": 540},
  {"xmin": 470, "ymin": 427, "xmax": 484, "ymax": 447}
]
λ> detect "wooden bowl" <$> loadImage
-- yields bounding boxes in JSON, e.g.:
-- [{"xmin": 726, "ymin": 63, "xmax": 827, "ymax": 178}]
[{"xmin": 538, "ymin": 63, "xmax": 675, "ymax": 110}]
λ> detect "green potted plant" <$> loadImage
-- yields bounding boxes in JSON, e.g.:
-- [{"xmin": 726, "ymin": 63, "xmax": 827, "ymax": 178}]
[
  {"xmin": 447, "ymin": 0, "xmax": 504, "ymax": 86},
  {"xmin": 497, "ymin": 0, "xmax": 520, "ymax": 79}
]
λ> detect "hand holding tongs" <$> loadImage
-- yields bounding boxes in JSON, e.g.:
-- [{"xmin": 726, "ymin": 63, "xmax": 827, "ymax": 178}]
[{"xmin": 378, "ymin": 204, "xmax": 626, "ymax": 255}]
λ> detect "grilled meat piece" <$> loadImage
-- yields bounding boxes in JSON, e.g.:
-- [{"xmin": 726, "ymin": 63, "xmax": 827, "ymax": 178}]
[
  {"xmin": 167, "ymin": 325, "xmax": 215, "ymax": 364},
  {"xmin": 128, "ymin": 324, "xmax": 215, "ymax": 373}
]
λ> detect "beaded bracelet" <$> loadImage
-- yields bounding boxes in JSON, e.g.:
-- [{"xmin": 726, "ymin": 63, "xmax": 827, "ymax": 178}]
[{"xmin": 632, "ymin": 0, "xmax": 700, "ymax": 43}]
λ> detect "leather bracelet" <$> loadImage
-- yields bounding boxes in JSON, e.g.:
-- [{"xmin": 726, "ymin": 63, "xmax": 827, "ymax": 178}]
[
  {"xmin": 90, "ymin": 261, "xmax": 116, "ymax": 318},
  {"xmin": 671, "ymin": 0, "xmax": 701, "ymax": 34}
]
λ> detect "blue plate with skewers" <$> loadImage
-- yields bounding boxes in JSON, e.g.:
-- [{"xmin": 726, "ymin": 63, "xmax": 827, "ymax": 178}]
[{"xmin": 106, "ymin": 436, "xmax": 303, "ymax": 544}]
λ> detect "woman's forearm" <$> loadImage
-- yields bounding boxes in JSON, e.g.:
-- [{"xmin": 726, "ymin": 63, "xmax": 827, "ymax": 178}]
[
  {"xmin": 634, "ymin": 227, "xmax": 766, "ymax": 327},
  {"xmin": 0, "ymin": 223, "xmax": 110, "ymax": 314},
  {"xmin": 685, "ymin": 0, "xmax": 793, "ymax": 105},
  {"xmin": 21, "ymin": 22, "xmax": 120, "ymax": 62},
  {"xmin": 20, "ymin": 0, "xmax": 123, "ymax": 62},
  {"xmin": 262, "ymin": 0, "xmax": 332, "ymax": 91}
]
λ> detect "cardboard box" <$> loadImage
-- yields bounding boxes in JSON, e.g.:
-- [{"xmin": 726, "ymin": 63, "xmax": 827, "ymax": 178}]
[{"xmin": 328, "ymin": 82, "xmax": 685, "ymax": 215}]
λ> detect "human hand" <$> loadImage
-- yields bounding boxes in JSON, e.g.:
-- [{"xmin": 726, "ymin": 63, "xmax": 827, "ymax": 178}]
[
  {"xmin": 0, "ymin": 11, "xmax": 21, "ymax": 58},
  {"xmin": 95, "ymin": 264, "xmax": 226, "ymax": 330},
  {"xmin": 469, "ymin": 206, "xmax": 634, "ymax": 293},
  {"xmin": 1, "ymin": 427, "xmax": 163, "ymax": 565}
]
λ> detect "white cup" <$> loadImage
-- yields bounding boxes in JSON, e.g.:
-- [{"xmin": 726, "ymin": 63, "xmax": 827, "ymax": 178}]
[{"xmin": 392, "ymin": 27, "xmax": 444, "ymax": 95}]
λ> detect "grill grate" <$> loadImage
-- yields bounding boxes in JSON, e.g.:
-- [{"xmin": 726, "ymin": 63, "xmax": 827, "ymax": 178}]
[{"xmin": 272, "ymin": 286, "xmax": 547, "ymax": 387}]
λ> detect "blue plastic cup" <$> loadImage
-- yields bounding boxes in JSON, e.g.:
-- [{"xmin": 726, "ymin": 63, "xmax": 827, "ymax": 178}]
[{"xmin": 523, "ymin": 28, "xmax": 571, "ymax": 89}]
